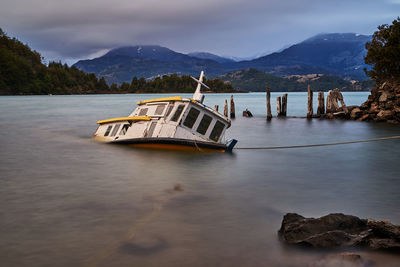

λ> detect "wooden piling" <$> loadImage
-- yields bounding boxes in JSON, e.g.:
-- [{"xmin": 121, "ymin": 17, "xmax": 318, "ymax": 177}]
[
  {"xmin": 281, "ymin": 94, "xmax": 288, "ymax": 117},
  {"xmin": 326, "ymin": 89, "xmax": 345, "ymax": 113},
  {"xmin": 326, "ymin": 90, "xmax": 334, "ymax": 113},
  {"xmin": 317, "ymin": 92, "xmax": 325, "ymax": 115},
  {"xmin": 266, "ymin": 85, "xmax": 272, "ymax": 120},
  {"xmin": 307, "ymin": 85, "xmax": 313, "ymax": 119},
  {"xmin": 214, "ymin": 105, "xmax": 219, "ymax": 112},
  {"xmin": 230, "ymin": 95, "xmax": 235, "ymax": 119},
  {"xmin": 224, "ymin": 99, "xmax": 228, "ymax": 117},
  {"xmin": 277, "ymin": 96, "xmax": 282, "ymax": 116}
]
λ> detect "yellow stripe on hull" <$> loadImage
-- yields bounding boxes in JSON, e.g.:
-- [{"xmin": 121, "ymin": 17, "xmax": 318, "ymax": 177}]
[
  {"xmin": 127, "ymin": 143, "xmax": 225, "ymax": 152},
  {"xmin": 136, "ymin": 96, "xmax": 182, "ymax": 105},
  {"xmin": 97, "ymin": 116, "xmax": 151, "ymax": 124}
]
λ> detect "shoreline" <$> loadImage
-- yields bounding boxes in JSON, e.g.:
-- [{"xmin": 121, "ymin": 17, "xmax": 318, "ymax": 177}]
[{"xmin": 0, "ymin": 91, "xmax": 371, "ymax": 96}]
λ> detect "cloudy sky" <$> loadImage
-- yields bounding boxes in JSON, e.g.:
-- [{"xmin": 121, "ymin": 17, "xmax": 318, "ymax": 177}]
[{"xmin": 1, "ymin": 0, "xmax": 399, "ymax": 64}]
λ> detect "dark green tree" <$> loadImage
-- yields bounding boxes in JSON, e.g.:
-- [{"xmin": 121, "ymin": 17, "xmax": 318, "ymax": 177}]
[
  {"xmin": 137, "ymin": 78, "xmax": 146, "ymax": 92},
  {"xmin": 364, "ymin": 17, "xmax": 400, "ymax": 85},
  {"xmin": 130, "ymin": 77, "xmax": 138, "ymax": 93},
  {"xmin": 97, "ymin": 77, "xmax": 109, "ymax": 93},
  {"xmin": 109, "ymin": 83, "xmax": 118, "ymax": 93},
  {"xmin": 119, "ymin": 82, "xmax": 130, "ymax": 92}
]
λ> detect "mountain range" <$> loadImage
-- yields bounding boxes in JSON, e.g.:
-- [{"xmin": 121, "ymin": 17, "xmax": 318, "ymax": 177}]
[
  {"xmin": 234, "ymin": 33, "xmax": 371, "ymax": 79},
  {"xmin": 73, "ymin": 33, "xmax": 372, "ymax": 87},
  {"xmin": 187, "ymin": 52, "xmax": 236, "ymax": 64}
]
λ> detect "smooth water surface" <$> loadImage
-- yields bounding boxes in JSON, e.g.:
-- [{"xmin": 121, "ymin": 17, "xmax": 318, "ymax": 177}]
[{"xmin": 1, "ymin": 92, "xmax": 400, "ymax": 266}]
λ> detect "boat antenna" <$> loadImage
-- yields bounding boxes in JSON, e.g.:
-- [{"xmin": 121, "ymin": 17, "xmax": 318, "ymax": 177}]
[{"xmin": 191, "ymin": 71, "xmax": 209, "ymax": 103}]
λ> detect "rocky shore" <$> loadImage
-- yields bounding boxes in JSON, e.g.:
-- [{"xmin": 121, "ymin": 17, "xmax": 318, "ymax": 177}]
[
  {"xmin": 278, "ymin": 213, "xmax": 400, "ymax": 250},
  {"xmin": 321, "ymin": 82, "xmax": 400, "ymax": 124}
]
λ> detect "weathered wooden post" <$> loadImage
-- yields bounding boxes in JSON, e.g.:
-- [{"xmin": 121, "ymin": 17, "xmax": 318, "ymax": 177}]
[
  {"xmin": 242, "ymin": 109, "xmax": 253, "ymax": 117},
  {"xmin": 230, "ymin": 95, "xmax": 235, "ymax": 118},
  {"xmin": 266, "ymin": 85, "xmax": 272, "ymax": 120},
  {"xmin": 281, "ymin": 94, "xmax": 288, "ymax": 117},
  {"xmin": 326, "ymin": 89, "xmax": 341, "ymax": 113},
  {"xmin": 277, "ymin": 96, "xmax": 282, "ymax": 116},
  {"xmin": 214, "ymin": 105, "xmax": 219, "ymax": 112},
  {"xmin": 224, "ymin": 99, "xmax": 228, "ymax": 117},
  {"xmin": 326, "ymin": 91, "xmax": 334, "ymax": 113},
  {"xmin": 317, "ymin": 92, "xmax": 325, "ymax": 115},
  {"xmin": 337, "ymin": 91, "xmax": 349, "ymax": 114},
  {"xmin": 307, "ymin": 84, "xmax": 313, "ymax": 119},
  {"xmin": 325, "ymin": 88, "xmax": 348, "ymax": 118}
]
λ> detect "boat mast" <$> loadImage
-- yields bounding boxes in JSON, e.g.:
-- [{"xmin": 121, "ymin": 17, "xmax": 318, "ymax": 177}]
[{"xmin": 191, "ymin": 71, "xmax": 209, "ymax": 103}]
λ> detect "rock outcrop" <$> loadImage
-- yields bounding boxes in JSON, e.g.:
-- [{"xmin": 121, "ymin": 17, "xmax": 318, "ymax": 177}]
[
  {"xmin": 278, "ymin": 213, "xmax": 400, "ymax": 250},
  {"xmin": 320, "ymin": 82, "xmax": 400, "ymax": 123},
  {"xmin": 351, "ymin": 82, "xmax": 400, "ymax": 123}
]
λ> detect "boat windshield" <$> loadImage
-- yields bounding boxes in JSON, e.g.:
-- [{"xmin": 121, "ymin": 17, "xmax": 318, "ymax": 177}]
[
  {"xmin": 171, "ymin": 105, "xmax": 185, "ymax": 122},
  {"xmin": 210, "ymin": 121, "xmax": 225, "ymax": 141},
  {"xmin": 139, "ymin": 108, "xmax": 148, "ymax": 116},
  {"xmin": 154, "ymin": 105, "xmax": 166, "ymax": 115}
]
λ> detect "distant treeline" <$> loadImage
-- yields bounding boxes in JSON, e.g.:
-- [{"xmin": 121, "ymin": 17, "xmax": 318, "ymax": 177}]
[
  {"xmin": 127, "ymin": 74, "xmax": 236, "ymax": 93},
  {"xmin": 0, "ymin": 28, "xmax": 236, "ymax": 95}
]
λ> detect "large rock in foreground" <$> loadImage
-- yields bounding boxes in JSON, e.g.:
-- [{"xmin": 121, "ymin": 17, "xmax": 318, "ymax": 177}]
[{"xmin": 279, "ymin": 213, "xmax": 400, "ymax": 250}]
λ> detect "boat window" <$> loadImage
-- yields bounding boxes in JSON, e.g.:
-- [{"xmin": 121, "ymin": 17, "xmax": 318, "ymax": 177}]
[
  {"xmin": 139, "ymin": 108, "xmax": 148, "ymax": 116},
  {"xmin": 110, "ymin": 124, "xmax": 121, "ymax": 137},
  {"xmin": 155, "ymin": 105, "xmax": 166, "ymax": 115},
  {"xmin": 165, "ymin": 105, "xmax": 174, "ymax": 118},
  {"xmin": 196, "ymin": 114, "xmax": 212, "ymax": 135},
  {"xmin": 171, "ymin": 104, "xmax": 185, "ymax": 122},
  {"xmin": 147, "ymin": 121, "xmax": 157, "ymax": 137},
  {"xmin": 119, "ymin": 124, "xmax": 129, "ymax": 135},
  {"xmin": 210, "ymin": 121, "xmax": 225, "ymax": 141},
  {"xmin": 183, "ymin": 108, "xmax": 200, "ymax": 129},
  {"xmin": 104, "ymin": 125, "xmax": 113, "ymax": 136}
]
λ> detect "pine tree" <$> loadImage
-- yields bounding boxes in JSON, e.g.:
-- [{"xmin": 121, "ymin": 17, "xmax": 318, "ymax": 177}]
[{"xmin": 364, "ymin": 17, "xmax": 400, "ymax": 85}]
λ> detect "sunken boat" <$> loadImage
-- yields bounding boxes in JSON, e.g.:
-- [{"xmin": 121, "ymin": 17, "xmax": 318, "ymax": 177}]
[{"xmin": 93, "ymin": 71, "xmax": 237, "ymax": 152}]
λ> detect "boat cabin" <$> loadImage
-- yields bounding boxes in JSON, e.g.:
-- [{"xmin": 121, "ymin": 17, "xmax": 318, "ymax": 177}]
[{"xmin": 94, "ymin": 96, "xmax": 231, "ymax": 144}]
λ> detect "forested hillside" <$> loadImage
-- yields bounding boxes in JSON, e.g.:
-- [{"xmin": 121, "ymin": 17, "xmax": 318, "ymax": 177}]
[
  {"xmin": 0, "ymin": 29, "xmax": 236, "ymax": 95},
  {"xmin": 0, "ymin": 28, "xmax": 108, "ymax": 94},
  {"xmin": 220, "ymin": 69, "xmax": 374, "ymax": 92}
]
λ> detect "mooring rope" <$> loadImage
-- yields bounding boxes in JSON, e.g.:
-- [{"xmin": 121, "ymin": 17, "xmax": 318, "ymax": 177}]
[
  {"xmin": 193, "ymin": 139, "xmax": 203, "ymax": 152},
  {"xmin": 234, "ymin": 135, "xmax": 400, "ymax": 150}
]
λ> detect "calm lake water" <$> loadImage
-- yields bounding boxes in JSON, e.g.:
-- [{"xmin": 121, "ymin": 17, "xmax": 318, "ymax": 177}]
[{"xmin": 1, "ymin": 92, "xmax": 400, "ymax": 266}]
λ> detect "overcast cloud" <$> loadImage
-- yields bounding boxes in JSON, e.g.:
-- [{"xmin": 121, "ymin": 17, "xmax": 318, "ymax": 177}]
[{"xmin": 0, "ymin": 0, "xmax": 399, "ymax": 64}]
